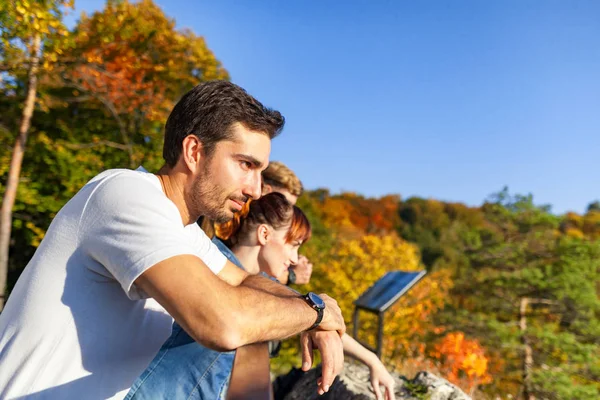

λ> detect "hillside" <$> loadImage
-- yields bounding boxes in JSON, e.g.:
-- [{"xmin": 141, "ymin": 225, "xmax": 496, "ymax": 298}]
[{"xmin": 271, "ymin": 188, "xmax": 600, "ymax": 399}]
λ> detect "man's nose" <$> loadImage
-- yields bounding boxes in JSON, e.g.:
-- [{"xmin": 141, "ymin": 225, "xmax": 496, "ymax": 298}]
[{"xmin": 243, "ymin": 172, "xmax": 262, "ymax": 200}]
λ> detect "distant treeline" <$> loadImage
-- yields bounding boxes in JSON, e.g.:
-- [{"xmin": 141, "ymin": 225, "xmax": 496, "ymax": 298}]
[{"xmin": 276, "ymin": 188, "xmax": 600, "ymax": 398}]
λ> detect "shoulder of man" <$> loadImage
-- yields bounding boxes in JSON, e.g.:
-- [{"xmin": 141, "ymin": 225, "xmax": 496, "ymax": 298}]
[
  {"xmin": 81, "ymin": 168, "xmax": 174, "ymax": 217},
  {"xmin": 79, "ymin": 168, "xmax": 227, "ymax": 299}
]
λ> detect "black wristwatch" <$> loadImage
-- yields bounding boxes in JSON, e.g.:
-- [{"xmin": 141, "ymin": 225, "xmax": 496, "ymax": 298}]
[{"xmin": 302, "ymin": 292, "xmax": 326, "ymax": 330}]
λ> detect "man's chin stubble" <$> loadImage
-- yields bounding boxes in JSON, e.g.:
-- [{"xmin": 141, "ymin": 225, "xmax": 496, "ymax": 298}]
[{"xmin": 212, "ymin": 209, "xmax": 234, "ymax": 224}]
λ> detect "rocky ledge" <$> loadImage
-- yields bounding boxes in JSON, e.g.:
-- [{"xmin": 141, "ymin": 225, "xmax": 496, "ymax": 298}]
[{"xmin": 273, "ymin": 362, "xmax": 472, "ymax": 400}]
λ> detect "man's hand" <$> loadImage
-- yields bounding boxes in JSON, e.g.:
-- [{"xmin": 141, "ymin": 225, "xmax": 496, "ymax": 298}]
[
  {"xmin": 315, "ymin": 294, "xmax": 346, "ymax": 336},
  {"xmin": 300, "ymin": 330, "xmax": 344, "ymax": 395},
  {"xmin": 290, "ymin": 255, "xmax": 313, "ymax": 285}
]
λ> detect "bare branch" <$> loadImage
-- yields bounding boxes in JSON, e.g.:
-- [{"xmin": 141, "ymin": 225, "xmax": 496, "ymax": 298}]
[
  {"xmin": 64, "ymin": 140, "xmax": 130, "ymax": 151},
  {"xmin": 60, "ymin": 78, "xmax": 134, "ymax": 166},
  {"xmin": 525, "ymin": 298, "xmax": 560, "ymax": 306},
  {"xmin": 60, "ymin": 95, "xmax": 93, "ymax": 103}
]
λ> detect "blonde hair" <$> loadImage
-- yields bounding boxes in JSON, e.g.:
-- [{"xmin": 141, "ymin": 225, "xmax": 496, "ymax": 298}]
[{"xmin": 262, "ymin": 161, "xmax": 303, "ymax": 197}]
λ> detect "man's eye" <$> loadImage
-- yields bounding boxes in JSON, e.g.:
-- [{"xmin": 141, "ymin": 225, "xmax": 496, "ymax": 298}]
[{"xmin": 240, "ymin": 161, "xmax": 252, "ymax": 170}]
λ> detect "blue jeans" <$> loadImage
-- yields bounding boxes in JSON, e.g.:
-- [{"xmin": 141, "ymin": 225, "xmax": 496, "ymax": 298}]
[{"xmin": 125, "ymin": 322, "xmax": 235, "ymax": 400}]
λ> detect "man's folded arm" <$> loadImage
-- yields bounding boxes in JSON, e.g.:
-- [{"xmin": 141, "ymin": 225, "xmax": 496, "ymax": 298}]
[
  {"xmin": 134, "ymin": 255, "xmax": 343, "ymax": 351},
  {"xmin": 217, "ymin": 261, "xmax": 300, "ymax": 296}
]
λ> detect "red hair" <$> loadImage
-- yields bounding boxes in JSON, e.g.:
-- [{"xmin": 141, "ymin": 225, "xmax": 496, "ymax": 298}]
[{"xmin": 215, "ymin": 193, "xmax": 311, "ymax": 246}]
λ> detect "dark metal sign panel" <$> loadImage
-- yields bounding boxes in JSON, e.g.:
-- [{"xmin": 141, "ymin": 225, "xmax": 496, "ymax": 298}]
[{"xmin": 354, "ymin": 270, "xmax": 427, "ymax": 313}]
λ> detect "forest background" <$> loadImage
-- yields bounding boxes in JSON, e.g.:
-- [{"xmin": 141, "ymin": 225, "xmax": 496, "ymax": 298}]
[{"xmin": 1, "ymin": 1, "xmax": 598, "ymax": 399}]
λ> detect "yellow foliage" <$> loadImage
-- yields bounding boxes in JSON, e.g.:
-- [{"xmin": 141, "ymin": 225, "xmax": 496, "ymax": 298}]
[
  {"xmin": 1, "ymin": 0, "xmax": 73, "ymax": 74},
  {"xmin": 306, "ymin": 234, "xmax": 422, "ymax": 316},
  {"xmin": 564, "ymin": 212, "xmax": 583, "ymax": 228},
  {"xmin": 24, "ymin": 222, "xmax": 45, "ymax": 247},
  {"xmin": 582, "ymin": 211, "xmax": 600, "ymax": 238},
  {"xmin": 305, "ymin": 234, "xmax": 452, "ymax": 359},
  {"xmin": 271, "ymin": 233, "xmax": 456, "ymax": 375},
  {"xmin": 320, "ymin": 198, "xmax": 357, "ymax": 230},
  {"xmin": 565, "ymin": 227, "xmax": 584, "ymax": 239}
]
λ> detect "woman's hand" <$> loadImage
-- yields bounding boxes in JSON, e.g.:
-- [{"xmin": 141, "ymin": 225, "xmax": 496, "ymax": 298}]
[
  {"xmin": 368, "ymin": 359, "xmax": 396, "ymax": 400},
  {"xmin": 291, "ymin": 255, "xmax": 313, "ymax": 284}
]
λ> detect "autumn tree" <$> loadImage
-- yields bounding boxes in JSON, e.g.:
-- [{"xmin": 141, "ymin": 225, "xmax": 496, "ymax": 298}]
[
  {"xmin": 299, "ymin": 190, "xmax": 402, "ymax": 238},
  {"xmin": 59, "ymin": 0, "xmax": 229, "ymax": 169}
]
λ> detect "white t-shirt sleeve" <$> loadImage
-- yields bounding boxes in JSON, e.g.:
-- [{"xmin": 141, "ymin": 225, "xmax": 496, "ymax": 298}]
[{"xmin": 79, "ymin": 171, "xmax": 227, "ymax": 300}]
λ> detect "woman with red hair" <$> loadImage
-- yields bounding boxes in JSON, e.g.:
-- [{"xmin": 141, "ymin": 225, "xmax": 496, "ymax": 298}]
[
  {"xmin": 217, "ymin": 193, "xmax": 395, "ymax": 400},
  {"xmin": 215, "ymin": 192, "xmax": 311, "ymax": 282}
]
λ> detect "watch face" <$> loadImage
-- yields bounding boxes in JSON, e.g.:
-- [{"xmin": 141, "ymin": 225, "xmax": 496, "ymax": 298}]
[{"xmin": 308, "ymin": 292, "xmax": 325, "ymax": 309}]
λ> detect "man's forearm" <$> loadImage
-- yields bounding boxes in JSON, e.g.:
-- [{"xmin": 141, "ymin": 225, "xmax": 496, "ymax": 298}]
[
  {"xmin": 240, "ymin": 273, "xmax": 300, "ymax": 297},
  {"xmin": 222, "ymin": 283, "xmax": 317, "ymax": 346},
  {"xmin": 137, "ymin": 255, "xmax": 335, "ymax": 351}
]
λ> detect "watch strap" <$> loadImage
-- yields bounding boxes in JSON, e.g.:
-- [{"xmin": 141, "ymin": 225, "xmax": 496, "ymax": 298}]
[
  {"xmin": 304, "ymin": 293, "xmax": 324, "ymax": 330},
  {"xmin": 309, "ymin": 307, "xmax": 324, "ymax": 330}
]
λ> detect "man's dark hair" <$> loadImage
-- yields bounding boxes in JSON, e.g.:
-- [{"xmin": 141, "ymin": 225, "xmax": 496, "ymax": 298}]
[{"xmin": 163, "ymin": 80, "xmax": 285, "ymax": 166}]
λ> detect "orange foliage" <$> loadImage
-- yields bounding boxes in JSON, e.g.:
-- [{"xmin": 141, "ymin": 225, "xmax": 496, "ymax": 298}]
[
  {"xmin": 70, "ymin": 0, "xmax": 226, "ymax": 122},
  {"xmin": 321, "ymin": 197, "xmax": 360, "ymax": 231},
  {"xmin": 430, "ymin": 332, "xmax": 492, "ymax": 392},
  {"xmin": 318, "ymin": 193, "xmax": 401, "ymax": 234},
  {"xmin": 564, "ymin": 227, "xmax": 585, "ymax": 239}
]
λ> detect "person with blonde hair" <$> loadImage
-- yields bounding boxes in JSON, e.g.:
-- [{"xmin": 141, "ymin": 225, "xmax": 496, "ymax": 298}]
[
  {"xmin": 261, "ymin": 161, "xmax": 304, "ymax": 204},
  {"xmin": 261, "ymin": 161, "xmax": 314, "ymax": 286}
]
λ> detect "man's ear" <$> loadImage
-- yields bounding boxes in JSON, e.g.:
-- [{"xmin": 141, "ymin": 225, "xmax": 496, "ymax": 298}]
[
  {"xmin": 257, "ymin": 224, "xmax": 270, "ymax": 245},
  {"xmin": 180, "ymin": 134, "xmax": 203, "ymax": 173}
]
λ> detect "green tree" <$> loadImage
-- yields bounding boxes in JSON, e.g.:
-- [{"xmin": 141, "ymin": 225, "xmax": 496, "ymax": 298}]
[
  {"xmin": 0, "ymin": 0, "xmax": 72, "ymax": 309},
  {"xmin": 587, "ymin": 201, "xmax": 600, "ymax": 213},
  {"xmin": 440, "ymin": 190, "xmax": 600, "ymax": 397}
]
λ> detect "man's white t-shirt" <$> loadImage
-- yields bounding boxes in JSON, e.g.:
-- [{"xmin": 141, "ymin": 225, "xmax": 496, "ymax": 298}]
[{"xmin": 0, "ymin": 167, "xmax": 227, "ymax": 399}]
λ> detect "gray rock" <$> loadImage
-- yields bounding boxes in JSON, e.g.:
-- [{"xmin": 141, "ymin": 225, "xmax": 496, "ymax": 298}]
[
  {"xmin": 407, "ymin": 371, "xmax": 471, "ymax": 400},
  {"xmin": 273, "ymin": 361, "xmax": 471, "ymax": 400}
]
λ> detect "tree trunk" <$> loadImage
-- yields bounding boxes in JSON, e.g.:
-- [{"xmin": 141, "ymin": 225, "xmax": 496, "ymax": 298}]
[
  {"xmin": 520, "ymin": 297, "xmax": 535, "ymax": 400},
  {"xmin": 0, "ymin": 34, "xmax": 42, "ymax": 310}
]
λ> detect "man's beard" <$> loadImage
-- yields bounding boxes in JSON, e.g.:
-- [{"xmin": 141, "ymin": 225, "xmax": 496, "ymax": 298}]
[{"xmin": 190, "ymin": 171, "xmax": 246, "ymax": 224}]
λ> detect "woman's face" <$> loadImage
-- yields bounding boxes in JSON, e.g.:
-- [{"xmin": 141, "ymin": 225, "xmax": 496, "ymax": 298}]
[{"xmin": 257, "ymin": 225, "xmax": 302, "ymax": 282}]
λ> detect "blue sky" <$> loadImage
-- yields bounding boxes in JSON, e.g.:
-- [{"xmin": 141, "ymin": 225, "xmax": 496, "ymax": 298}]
[{"xmin": 68, "ymin": 0, "xmax": 600, "ymax": 214}]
